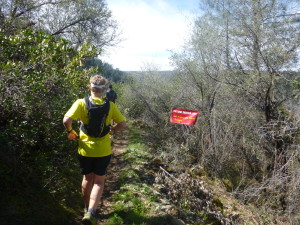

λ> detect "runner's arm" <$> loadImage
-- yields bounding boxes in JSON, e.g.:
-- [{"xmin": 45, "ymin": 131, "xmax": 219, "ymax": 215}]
[
  {"xmin": 63, "ymin": 116, "xmax": 74, "ymax": 132},
  {"xmin": 63, "ymin": 116, "xmax": 79, "ymax": 140},
  {"xmin": 110, "ymin": 121, "xmax": 126, "ymax": 134}
]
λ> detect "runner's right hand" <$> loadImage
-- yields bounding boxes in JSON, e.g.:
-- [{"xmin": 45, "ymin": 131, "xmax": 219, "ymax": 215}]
[{"xmin": 67, "ymin": 130, "xmax": 78, "ymax": 140}]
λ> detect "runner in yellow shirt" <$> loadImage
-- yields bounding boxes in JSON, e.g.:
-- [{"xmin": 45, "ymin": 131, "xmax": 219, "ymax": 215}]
[{"xmin": 63, "ymin": 74, "xmax": 126, "ymax": 225}]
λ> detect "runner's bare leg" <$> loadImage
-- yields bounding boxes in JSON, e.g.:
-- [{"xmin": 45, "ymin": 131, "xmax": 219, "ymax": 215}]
[
  {"xmin": 82, "ymin": 173, "xmax": 94, "ymax": 208},
  {"xmin": 88, "ymin": 175, "xmax": 106, "ymax": 210}
]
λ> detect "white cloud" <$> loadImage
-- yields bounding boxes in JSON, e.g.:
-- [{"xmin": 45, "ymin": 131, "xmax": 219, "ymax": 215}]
[{"xmin": 102, "ymin": 0, "xmax": 195, "ymax": 71}]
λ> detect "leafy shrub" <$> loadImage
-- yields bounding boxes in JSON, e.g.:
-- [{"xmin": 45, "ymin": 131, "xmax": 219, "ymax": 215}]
[{"xmin": 0, "ymin": 29, "xmax": 97, "ymax": 224}]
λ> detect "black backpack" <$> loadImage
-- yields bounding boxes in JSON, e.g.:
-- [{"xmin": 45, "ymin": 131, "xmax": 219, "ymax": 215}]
[{"xmin": 80, "ymin": 97, "xmax": 110, "ymax": 138}]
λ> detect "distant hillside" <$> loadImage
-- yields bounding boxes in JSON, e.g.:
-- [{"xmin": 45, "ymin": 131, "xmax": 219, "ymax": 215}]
[{"xmin": 123, "ymin": 70, "xmax": 175, "ymax": 80}]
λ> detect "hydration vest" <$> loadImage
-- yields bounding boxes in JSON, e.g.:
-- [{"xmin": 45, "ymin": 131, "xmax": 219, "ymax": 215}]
[{"xmin": 80, "ymin": 97, "xmax": 110, "ymax": 138}]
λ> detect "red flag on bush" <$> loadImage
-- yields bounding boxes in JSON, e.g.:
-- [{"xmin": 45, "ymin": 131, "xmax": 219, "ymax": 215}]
[{"xmin": 170, "ymin": 108, "xmax": 199, "ymax": 125}]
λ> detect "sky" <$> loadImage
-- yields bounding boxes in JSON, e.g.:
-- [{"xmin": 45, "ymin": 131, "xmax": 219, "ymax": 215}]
[{"xmin": 101, "ymin": 0, "xmax": 200, "ymax": 71}]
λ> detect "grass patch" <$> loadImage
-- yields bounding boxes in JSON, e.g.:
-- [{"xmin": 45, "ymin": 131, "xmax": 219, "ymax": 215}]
[
  {"xmin": 106, "ymin": 126, "xmax": 157, "ymax": 225},
  {"xmin": 106, "ymin": 213, "xmax": 123, "ymax": 225}
]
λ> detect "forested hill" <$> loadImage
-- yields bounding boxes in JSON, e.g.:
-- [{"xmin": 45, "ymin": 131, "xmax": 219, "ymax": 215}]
[
  {"xmin": 84, "ymin": 57, "xmax": 126, "ymax": 83},
  {"xmin": 1, "ymin": 0, "xmax": 300, "ymax": 224}
]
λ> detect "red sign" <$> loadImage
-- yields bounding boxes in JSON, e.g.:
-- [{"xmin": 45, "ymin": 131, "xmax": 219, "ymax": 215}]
[{"xmin": 170, "ymin": 108, "xmax": 199, "ymax": 125}]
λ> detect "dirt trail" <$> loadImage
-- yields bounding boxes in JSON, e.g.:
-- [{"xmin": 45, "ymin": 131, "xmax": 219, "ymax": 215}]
[{"xmin": 97, "ymin": 129, "xmax": 129, "ymax": 224}]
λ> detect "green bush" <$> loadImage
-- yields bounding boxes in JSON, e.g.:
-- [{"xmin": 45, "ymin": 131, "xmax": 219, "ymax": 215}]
[{"xmin": 0, "ymin": 29, "xmax": 97, "ymax": 224}]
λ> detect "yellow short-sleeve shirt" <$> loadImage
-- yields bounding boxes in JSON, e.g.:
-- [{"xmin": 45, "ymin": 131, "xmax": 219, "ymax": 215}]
[{"xmin": 65, "ymin": 97, "xmax": 126, "ymax": 157}]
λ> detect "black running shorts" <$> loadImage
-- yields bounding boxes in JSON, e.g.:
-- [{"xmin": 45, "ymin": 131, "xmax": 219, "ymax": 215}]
[{"xmin": 78, "ymin": 154, "xmax": 112, "ymax": 176}]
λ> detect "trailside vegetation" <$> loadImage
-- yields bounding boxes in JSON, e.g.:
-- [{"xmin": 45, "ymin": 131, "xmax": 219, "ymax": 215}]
[
  {"xmin": 0, "ymin": 28, "xmax": 124, "ymax": 225},
  {"xmin": 0, "ymin": 1, "xmax": 124, "ymax": 224},
  {"xmin": 0, "ymin": 29, "xmax": 97, "ymax": 224},
  {"xmin": 0, "ymin": 1, "xmax": 123, "ymax": 222},
  {"xmin": 119, "ymin": 0, "xmax": 300, "ymax": 223}
]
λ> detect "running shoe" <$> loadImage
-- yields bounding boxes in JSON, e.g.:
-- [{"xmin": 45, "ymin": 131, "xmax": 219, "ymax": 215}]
[{"xmin": 82, "ymin": 211, "xmax": 96, "ymax": 225}]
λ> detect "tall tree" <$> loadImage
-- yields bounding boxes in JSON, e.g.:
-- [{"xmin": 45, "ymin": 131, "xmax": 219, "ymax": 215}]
[
  {"xmin": 197, "ymin": 0, "xmax": 300, "ymax": 121},
  {"xmin": 0, "ymin": 0, "xmax": 119, "ymax": 49}
]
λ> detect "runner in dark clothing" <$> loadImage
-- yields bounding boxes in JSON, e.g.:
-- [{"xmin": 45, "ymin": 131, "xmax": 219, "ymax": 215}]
[{"xmin": 105, "ymin": 85, "xmax": 117, "ymax": 103}]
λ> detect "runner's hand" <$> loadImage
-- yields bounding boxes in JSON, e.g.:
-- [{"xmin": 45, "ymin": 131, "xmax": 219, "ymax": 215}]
[
  {"xmin": 110, "ymin": 127, "xmax": 115, "ymax": 135},
  {"xmin": 67, "ymin": 129, "xmax": 78, "ymax": 140}
]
